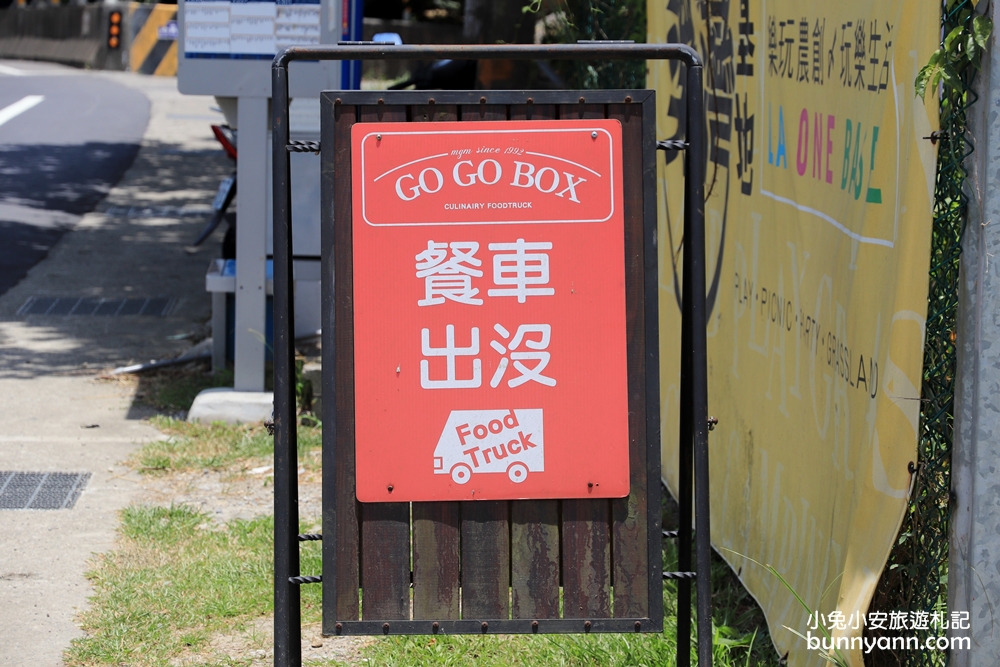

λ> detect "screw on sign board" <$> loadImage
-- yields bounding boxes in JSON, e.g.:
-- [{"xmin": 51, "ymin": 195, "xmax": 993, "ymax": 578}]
[{"xmin": 352, "ymin": 120, "xmax": 630, "ymax": 502}]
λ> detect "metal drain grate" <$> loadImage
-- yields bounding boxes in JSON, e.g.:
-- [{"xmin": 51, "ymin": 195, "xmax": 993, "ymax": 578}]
[
  {"xmin": 0, "ymin": 471, "xmax": 91, "ymax": 510},
  {"xmin": 17, "ymin": 297, "xmax": 175, "ymax": 317}
]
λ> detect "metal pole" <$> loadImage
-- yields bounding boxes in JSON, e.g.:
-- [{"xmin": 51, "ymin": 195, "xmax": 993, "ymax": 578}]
[
  {"xmin": 272, "ymin": 62, "xmax": 301, "ymax": 667},
  {"xmin": 273, "ymin": 43, "xmax": 702, "ymax": 69},
  {"xmin": 676, "ymin": 220, "xmax": 694, "ymax": 666},
  {"xmin": 684, "ymin": 63, "xmax": 712, "ymax": 667}
]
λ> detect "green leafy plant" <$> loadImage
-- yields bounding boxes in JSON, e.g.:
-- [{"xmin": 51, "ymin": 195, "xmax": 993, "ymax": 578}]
[
  {"xmin": 915, "ymin": 0, "xmax": 993, "ymax": 100},
  {"xmin": 720, "ymin": 548, "xmax": 849, "ymax": 667},
  {"xmin": 523, "ymin": 0, "xmax": 647, "ymax": 89}
]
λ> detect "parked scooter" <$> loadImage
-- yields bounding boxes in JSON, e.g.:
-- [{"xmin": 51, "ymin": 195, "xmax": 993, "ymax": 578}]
[
  {"xmin": 373, "ymin": 31, "xmax": 477, "ymax": 90},
  {"xmin": 190, "ymin": 35, "xmax": 473, "ymax": 257},
  {"xmin": 191, "ymin": 123, "xmax": 237, "ymax": 258},
  {"xmin": 388, "ymin": 58, "xmax": 477, "ymax": 90}
]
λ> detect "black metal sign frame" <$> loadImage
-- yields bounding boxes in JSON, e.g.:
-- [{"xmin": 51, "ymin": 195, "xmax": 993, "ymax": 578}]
[{"xmin": 271, "ymin": 43, "xmax": 712, "ymax": 667}]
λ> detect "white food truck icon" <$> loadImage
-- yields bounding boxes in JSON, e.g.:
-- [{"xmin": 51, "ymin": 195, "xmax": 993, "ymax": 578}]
[{"xmin": 433, "ymin": 409, "xmax": 544, "ymax": 484}]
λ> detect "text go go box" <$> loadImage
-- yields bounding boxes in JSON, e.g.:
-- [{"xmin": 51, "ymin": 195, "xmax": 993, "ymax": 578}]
[{"xmin": 352, "ymin": 119, "xmax": 630, "ymax": 502}]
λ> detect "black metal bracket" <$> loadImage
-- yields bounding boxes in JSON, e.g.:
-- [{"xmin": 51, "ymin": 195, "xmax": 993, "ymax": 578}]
[{"xmin": 271, "ymin": 42, "xmax": 712, "ymax": 667}]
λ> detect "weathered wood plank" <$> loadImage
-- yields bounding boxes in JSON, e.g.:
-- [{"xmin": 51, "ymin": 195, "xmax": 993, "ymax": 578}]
[
  {"xmin": 556, "ymin": 102, "xmax": 612, "ymax": 619},
  {"xmin": 360, "ymin": 502, "xmax": 410, "ymax": 619},
  {"xmin": 507, "ymin": 101, "xmax": 561, "ymax": 620},
  {"xmin": 460, "ymin": 501, "xmax": 511, "ymax": 618},
  {"xmin": 412, "ymin": 502, "xmax": 461, "ymax": 619},
  {"xmin": 357, "ymin": 104, "xmax": 411, "ymax": 620},
  {"xmin": 558, "ymin": 101, "xmax": 604, "ymax": 121},
  {"xmin": 561, "ymin": 499, "xmax": 611, "ymax": 618},
  {"xmin": 321, "ymin": 94, "xmax": 341, "ymax": 633},
  {"xmin": 510, "ymin": 502, "xmax": 560, "ymax": 618},
  {"xmin": 409, "ymin": 101, "xmax": 463, "ymax": 621},
  {"xmin": 410, "ymin": 103, "xmax": 458, "ymax": 123},
  {"xmin": 458, "ymin": 101, "xmax": 511, "ymax": 621},
  {"xmin": 609, "ymin": 101, "xmax": 649, "ymax": 618},
  {"xmin": 329, "ymin": 101, "xmax": 360, "ymax": 621},
  {"xmin": 509, "ymin": 102, "xmax": 556, "ymax": 122},
  {"xmin": 460, "ymin": 101, "xmax": 507, "ymax": 123}
]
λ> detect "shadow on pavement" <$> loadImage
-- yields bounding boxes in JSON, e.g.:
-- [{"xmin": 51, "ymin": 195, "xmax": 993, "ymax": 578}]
[
  {"xmin": 0, "ymin": 140, "xmax": 144, "ymax": 294},
  {"xmin": 0, "ymin": 138, "xmax": 233, "ymax": 396},
  {"xmin": 0, "ymin": 141, "xmax": 142, "ymax": 214}
]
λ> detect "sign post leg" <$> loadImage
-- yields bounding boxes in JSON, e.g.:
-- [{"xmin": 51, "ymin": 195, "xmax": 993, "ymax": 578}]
[
  {"xmin": 272, "ymin": 63, "xmax": 301, "ymax": 667},
  {"xmin": 684, "ymin": 63, "xmax": 713, "ymax": 667}
]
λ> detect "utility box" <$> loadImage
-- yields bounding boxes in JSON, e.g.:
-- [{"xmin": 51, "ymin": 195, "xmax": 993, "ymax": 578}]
[{"xmin": 177, "ymin": 0, "xmax": 360, "ymax": 389}]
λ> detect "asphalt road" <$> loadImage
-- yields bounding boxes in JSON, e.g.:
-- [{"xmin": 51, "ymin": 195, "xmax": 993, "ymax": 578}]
[{"xmin": 0, "ymin": 60, "xmax": 150, "ymax": 297}]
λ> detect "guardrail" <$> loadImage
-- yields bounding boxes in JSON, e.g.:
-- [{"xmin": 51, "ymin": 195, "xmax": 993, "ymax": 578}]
[{"xmin": 0, "ymin": 3, "xmax": 178, "ymax": 75}]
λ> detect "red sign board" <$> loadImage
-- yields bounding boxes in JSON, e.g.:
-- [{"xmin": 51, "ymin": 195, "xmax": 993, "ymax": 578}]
[{"xmin": 352, "ymin": 119, "xmax": 630, "ymax": 502}]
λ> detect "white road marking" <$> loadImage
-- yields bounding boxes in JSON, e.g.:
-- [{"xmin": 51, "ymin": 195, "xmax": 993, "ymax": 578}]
[{"xmin": 0, "ymin": 95, "xmax": 44, "ymax": 129}]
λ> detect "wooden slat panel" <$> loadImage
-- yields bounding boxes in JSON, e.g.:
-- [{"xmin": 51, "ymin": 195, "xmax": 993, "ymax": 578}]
[
  {"xmin": 508, "ymin": 101, "xmax": 561, "ymax": 620},
  {"xmin": 324, "ymin": 91, "xmax": 660, "ymax": 632},
  {"xmin": 557, "ymin": 102, "xmax": 611, "ymax": 619},
  {"xmin": 610, "ymin": 101, "xmax": 649, "ymax": 618},
  {"xmin": 331, "ymin": 101, "xmax": 360, "ymax": 620},
  {"xmin": 409, "ymin": 102, "xmax": 463, "ymax": 621},
  {"xmin": 458, "ymin": 101, "xmax": 511, "ymax": 620},
  {"xmin": 358, "ymin": 104, "xmax": 411, "ymax": 620}
]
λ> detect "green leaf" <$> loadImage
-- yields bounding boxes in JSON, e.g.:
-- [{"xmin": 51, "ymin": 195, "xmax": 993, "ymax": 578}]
[
  {"xmin": 940, "ymin": 61, "xmax": 961, "ymax": 86},
  {"xmin": 915, "ymin": 62, "xmax": 939, "ymax": 99},
  {"xmin": 944, "ymin": 25, "xmax": 964, "ymax": 53},
  {"xmin": 973, "ymin": 16, "xmax": 993, "ymax": 50}
]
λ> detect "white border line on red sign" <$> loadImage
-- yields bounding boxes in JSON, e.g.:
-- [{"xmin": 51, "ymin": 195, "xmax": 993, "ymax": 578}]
[{"xmin": 358, "ymin": 126, "xmax": 618, "ymax": 227}]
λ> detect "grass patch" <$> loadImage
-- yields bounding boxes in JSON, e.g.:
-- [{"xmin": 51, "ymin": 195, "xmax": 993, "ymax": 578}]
[
  {"xmin": 66, "ymin": 505, "xmax": 324, "ymax": 667},
  {"xmin": 131, "ymin": 417, "xmax": 322, "ymax": 473}
]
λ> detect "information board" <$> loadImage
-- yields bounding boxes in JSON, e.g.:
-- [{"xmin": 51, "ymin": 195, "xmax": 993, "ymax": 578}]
[
  {"xmin": 351, "ymin": 120, "xmax": 632, "ymax": 503},
  {"xmin": 178, "ymin": 0, "xmax": 341, "ymax": 98},
  {"xmin": 184, "ymin": 0, "xmax": 320, "ymax": 59}
]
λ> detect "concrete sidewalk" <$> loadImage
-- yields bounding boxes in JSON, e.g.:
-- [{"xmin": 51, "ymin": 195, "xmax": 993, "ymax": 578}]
[{"xmin": 0, "ymin": 63, "xmax": 233, "ymax": 667}]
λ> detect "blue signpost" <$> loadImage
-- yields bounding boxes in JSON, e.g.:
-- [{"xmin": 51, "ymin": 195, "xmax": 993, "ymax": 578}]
[{"xmin": 339, "ymin": 0, "xmax": 364, "ymax": 89}]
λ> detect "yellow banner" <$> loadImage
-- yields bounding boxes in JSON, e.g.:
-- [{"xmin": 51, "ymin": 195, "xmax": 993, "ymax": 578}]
[{"xmin": 648, "ymin": 1, "xmax": 939, "ymax": 664}]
